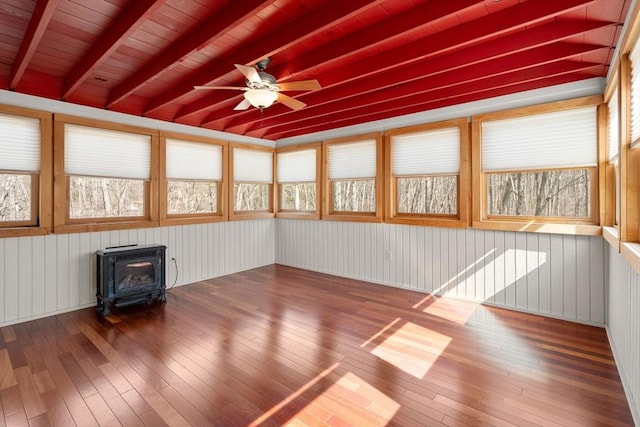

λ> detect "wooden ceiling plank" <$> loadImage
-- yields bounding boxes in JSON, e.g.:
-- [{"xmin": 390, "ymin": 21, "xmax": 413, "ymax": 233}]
[
  {"xmin": 200, "ymin": 0, "xmax": 599, "ymax": 128},
  {"xmin": 143, "ymin": 0, "xmax": 383, "ymax": 116},
  {"xmin": 253, "ymin": 53, "xmax": 601, "ymax": 138},
  {"xmin": 106, "ymin": 0, "xmax": 274, "ymax": 108},
  {"xmin": 262, "ymin": 70, "xmax": 599, "ymax": 139},
  {"xmin": 62, "ymin": 0, "xmax": 164, "ymax": 100},
  {"xmin": 9, "ymin": 0, "xmax": 60, "ymax": 89},
  {"xmin": 303, "ymin": 42, "xmax": 604, "ymax": 109},
  {"xmin": 224, "ymin": 18, "xmax": 612, "ymax": 132},
  {"xmin": 173, "ymin": 0, "xmax": 483, "ymax": 121}
]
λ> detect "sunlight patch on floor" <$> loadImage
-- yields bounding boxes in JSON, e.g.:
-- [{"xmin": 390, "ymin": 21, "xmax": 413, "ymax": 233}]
[
  {"xmin": 423, "ymin": 297, "xmax": 480, "ymax": 325},
  {"xmin": 360, "ymin": 317, "xmax": 401, "ymax": 347},
  {"xmin": 371, "ymin": 322, "xmax": 451, "ymax": 379},
  {"xmin": 250, "ymin": 363, "xmax": 339, "ymax": 426},
  {"xmin": 284, "ymin": 372, "xmax": 400, "ymax": 426}
]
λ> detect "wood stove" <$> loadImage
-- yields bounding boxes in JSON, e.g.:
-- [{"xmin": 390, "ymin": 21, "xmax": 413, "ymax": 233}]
[{"xmin": 96, "ymin": 244, "xmax": 167, "ymax": 315}]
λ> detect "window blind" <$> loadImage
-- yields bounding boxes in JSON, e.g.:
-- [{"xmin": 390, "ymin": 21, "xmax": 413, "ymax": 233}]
[
  {"xmin": 65, "ymin": 124, "xmax": 151, "ymax": 179},
  {"xmin": 166, "ymin": 139, "xmax": 222, "ymax": 180},
  {"xmin": 631, "ymin": 39, "xmax": 640, "ymax": 145},
  {"xmin": 277, "ymin": 149, "xmax": 316, "ymax": 182},
  {"xmin": 0, "ymin": 113, "xmax": 40, "ymax": 172},
  {"xmin": 481, "ymin": 106, "xmax": 597, "ymax": 172},
  {"xmin": 392, "ymin": 127, "xmax": 460, "ymax": 176},
  {"xmin": 234, "ymin": 148, "xmax": 273, "ymax": 182},
  {"xmin": 328, "ymin": 139, "xmax": 377, "ymax": 180},
  {"xmin": 608, "ymin": 87, "xmax": 620, "ymax": 163}
]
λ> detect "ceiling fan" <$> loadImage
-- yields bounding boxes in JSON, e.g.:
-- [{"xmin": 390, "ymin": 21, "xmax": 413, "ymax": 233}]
[{"xmin": 194, "ymin": 58, "xmax": 321, "ymax": 111}]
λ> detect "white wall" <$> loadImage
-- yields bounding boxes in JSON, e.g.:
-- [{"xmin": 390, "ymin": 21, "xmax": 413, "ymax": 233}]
[
  {"xmin": 607, "ymin": 247, "xmax": 640, "ymax": 424},
  {"xmin": 276, "ymin": 219, "xmax": 606, "ymax": 325},
  {"xmin": 0, "ymin": 219, "xmax": 275, "ymax": 327}
]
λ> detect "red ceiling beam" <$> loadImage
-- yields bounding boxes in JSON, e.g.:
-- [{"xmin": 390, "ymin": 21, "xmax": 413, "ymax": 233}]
[
  {"xmin": 245, "ymin": 43, "xmax": 605, "ymax": 133},
  {"xmin": 142, "ymin": 0, "xmax": 385, "ymax": 116},
  {"xmin": 105, "ymin": 0, "xmax": 274, "ymax": 108},
  {"xmin": 173, "ymin": 0, "xmax": 483, "ymax": 121},
  {"xmin": 265, "ymin": 74, "xmax": 596, "ymax": 139},
  {"xmin": 62, "ymin": 0, "xmax": 163, "ymax": 100},
  {"xmin": 224, "ymin": 19, "xmax": 612, "ymax": 133},
  {"xmin": 261, "ymin": 69, "xmax": 600, "ymax": 140},
  {"xmin": 9, "ymin": 0, "xmax": 60, "ymax": 90},
  {"xmin": 201, "ymin": 0, "xmax": 598, "ymax": 129},
  {"xmin": 255, "ymin": 44, "xmax": 602, "ymax": 138}
]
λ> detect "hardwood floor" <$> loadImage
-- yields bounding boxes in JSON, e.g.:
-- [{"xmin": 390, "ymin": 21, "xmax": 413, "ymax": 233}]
[{"xmin": 0, "ymin": 264, "xmax": 634, "ymax": 426}]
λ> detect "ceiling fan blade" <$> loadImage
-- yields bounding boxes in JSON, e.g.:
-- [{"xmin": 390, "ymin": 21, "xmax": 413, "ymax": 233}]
[
  {"xmin": 233, "ymin": 98, "xmax": 252, "ymax": 111},
  {"xmin": 277, "ymin": 93, "xmax": 306, "ymax": 111},
  {"xmin": 235, "ymin": 64, "xmax": 261, "ymax": 85},
  {"xmin": 277, "ymin": 80, "xmax": 321, "ymax": 91},
  {"xmin": 194, "ymin": 85, "xmax": 246, "ymax": 90}
]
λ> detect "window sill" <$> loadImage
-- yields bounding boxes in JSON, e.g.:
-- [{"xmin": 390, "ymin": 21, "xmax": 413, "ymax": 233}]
[
  {"xmin": 0, "ymin": 226, "xmax": 51, "ymax": 238},
  {"xmin": 602, "ymin": 226, "xmax": 620, "ymax": 252},
  {"xmin": 160, "ymin": 215, "xmax": 228, "ymax": 226},
  {"xmin": 229, "ymin": 212, "xmax": 274, "ymax": 221},
  {"xmin": 276, "ymin": 212, "xmax": 320, "ymax": 220},
  {"xmin": 472, "ymin": 220, "xmax": 601, "ymax": 236},
  {"xmin": 53, "ymin": 220, "xmax": 158, "ymax": 234},
  {"xmin": 621, "ymin": 242, "xmax": 640, "ymax": 276},
  {"xmin": 386, "ymin": 216, "xmax": 468, "ymax": 228},
  {"xmin": 322, "ymin": 213, "xmax": 382, "ymax": 223}
]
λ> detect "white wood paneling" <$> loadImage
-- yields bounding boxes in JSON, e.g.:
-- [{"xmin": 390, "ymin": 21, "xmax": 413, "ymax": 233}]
[
  {"xmin": 0, "ymin": 219, "xmax": 275, "ymax": 327},
  {"xmin": 607, "ymin": 247, "xmax": 640, "ymax": 425},
  {"xmin": 276, "ymin": 219, "xmax": 606, "ymax": 325}
]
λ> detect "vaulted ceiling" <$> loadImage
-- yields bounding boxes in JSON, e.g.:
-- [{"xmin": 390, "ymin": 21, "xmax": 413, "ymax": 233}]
[{"xmin": 0, "ymin": 0, "xmax": 631, "ymax": 140}]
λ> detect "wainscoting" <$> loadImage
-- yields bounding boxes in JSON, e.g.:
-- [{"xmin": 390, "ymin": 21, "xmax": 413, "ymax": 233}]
[
  {"xmin": 607, "ymin": 247, "xmax": 640, "ymax": 424},
  {"xmin": 276, "ymin": 219, "xmax": 606, "ymax": 326},
  {"xmin": 0, "ymin": 219, "xmax": 275, "ymax": 327}
]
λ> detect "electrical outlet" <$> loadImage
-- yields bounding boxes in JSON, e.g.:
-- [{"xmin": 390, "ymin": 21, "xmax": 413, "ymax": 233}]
[{"xmin": 385, "ymin": 251, "xmax": 392, "ymax": 261}]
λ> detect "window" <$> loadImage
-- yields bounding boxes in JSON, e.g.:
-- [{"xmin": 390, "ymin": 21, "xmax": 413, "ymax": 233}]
[
  {"xmin": 230, "ymin": 144, "xmax": 274, "ymax": 219},
  {"xmin": 0, "ymin": 105, "xmax": 52, "ymax": 236},
  {"xmin": 322, "ymin": 133, "xmax": 383, "ymax": 222},
  {"xmin": 54, "ymin": 116, "xmax": 158, "ymax": 232},
  {"xmin": 619, "ymin": 35, "xmax": 640, "ymax": 267},
  {"xmin": 276, "ymin": 144, "xmax": 320, "ymax": 219},
  {"xmin": 472, "ymin": 96, "xmax": 602, "ymax": 235},
  {"xmin": 160, "ymin": 133, "xmax": 226, "ymax": 224},
  {"xmin": 603, "ymin": 78, "xmax": 620, "ymax": 238},
  {"xmin": 620, "ymin": 41, "xmax": 640, "ymax": 245},
  {"xmin": 384, "ymin": 119, "xmax": 469, "ymax": 227}
]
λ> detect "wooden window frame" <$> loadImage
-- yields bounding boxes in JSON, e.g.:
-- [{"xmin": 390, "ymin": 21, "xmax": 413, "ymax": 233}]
[
  {"xmin": 275, "ymin": 143, "xmax": 321, "ymax": 220},
  {"xmin": 0, "ymin": 105, "xmax": 52, "ymax": 238},
  {"xmin": 322, "ymin": 133, "xmax": 383, "ymax": 223},
  {"xmin": 53, "ymin": 115, "xmax": 159, "ymax": 233},
  {"xmin": 384, "ymin": 118, "xmax": 470, "ymax": 228},
  {"xmin": 605, "ymin": 0, "xmax": 640, "ymax": 272},
  {"xmin": 621, "ymin": 50, "xmax": 640, "ymax": 271},
  {"xmin": 603, "ymin": 68, "xmax": 621, "ymax": 250},
  {"xmin": 159, "ymin": 131, "xmax": 228, "ymax": 226},
  {"xmin": 471, "ymin": 96, "xmax": 603, "ymax": 236},
  {"xmin": 229, "ymin": 142, "xmax": 275, "ymax": 221}
]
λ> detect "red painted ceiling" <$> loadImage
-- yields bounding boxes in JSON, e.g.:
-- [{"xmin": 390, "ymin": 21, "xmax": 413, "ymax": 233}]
[{"xmin": 0, "ymin": 0, "xmax": 630, "ymax": 140}]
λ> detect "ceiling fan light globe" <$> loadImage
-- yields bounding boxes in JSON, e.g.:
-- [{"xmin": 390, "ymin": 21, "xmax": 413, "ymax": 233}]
[{"xmin": 244, "ymin": 89, "xmax": 278, "ymax": 109}]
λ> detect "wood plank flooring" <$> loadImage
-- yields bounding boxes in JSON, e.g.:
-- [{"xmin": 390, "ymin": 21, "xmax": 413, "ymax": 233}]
[{"xmin": 0, "ymin": 264, "xmax": 634, "ymax": 426}]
